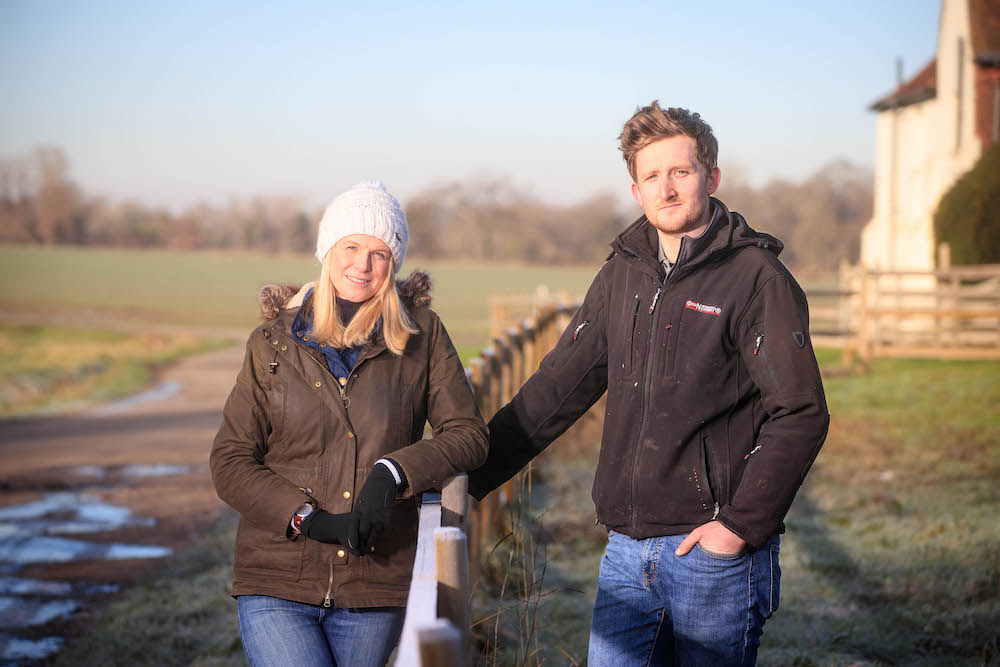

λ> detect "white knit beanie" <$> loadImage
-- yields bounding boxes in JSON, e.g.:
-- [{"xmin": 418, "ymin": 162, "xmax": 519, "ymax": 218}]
[{"xmin": 315, "ymin": 180, "xmax": 409, "ymax": 267}]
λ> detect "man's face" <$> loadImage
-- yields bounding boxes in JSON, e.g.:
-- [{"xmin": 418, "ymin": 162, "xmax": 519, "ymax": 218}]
[{"xmin": 630, "ymin": 134, "xmax": 721, "ymax": 238}]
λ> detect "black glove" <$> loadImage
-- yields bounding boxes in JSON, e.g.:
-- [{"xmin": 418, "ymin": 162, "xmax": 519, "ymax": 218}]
[
  {"xmin": 356, "ymin": 464, "xmax": 399, "ymax": 552},
  {"xmin": 299, "ymin": 509, "xmax": 362, "ymax": 556}
]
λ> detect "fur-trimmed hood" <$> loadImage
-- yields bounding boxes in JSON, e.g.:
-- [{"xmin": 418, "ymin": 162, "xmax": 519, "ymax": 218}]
[{"xmin": 257, "ymin": 271, "xmax": 432, "ymax": 321}]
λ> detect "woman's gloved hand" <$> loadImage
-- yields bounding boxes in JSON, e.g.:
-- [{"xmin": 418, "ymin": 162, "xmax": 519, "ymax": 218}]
[
  {"xmin": 299, "ymin": 509, "xmax": 363, "ymax": 556},
  {"xmin": 356, "ymin": 465, "xmax": 399, "ymax": 552}
]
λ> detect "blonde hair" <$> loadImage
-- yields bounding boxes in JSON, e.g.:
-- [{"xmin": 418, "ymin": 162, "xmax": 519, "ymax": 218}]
[
  {"xmin": 618, "ymin": 100, "xmax": 718, "ymax": 181},
  {"xmin": 308, "ymin": 252, "xmax": 418, "ymax": 356}
]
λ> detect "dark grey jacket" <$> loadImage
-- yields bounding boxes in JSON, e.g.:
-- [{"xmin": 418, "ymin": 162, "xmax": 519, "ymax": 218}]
[{"xmin": 468, "ymin": 198, "xmax": 829, "ymax": 548}]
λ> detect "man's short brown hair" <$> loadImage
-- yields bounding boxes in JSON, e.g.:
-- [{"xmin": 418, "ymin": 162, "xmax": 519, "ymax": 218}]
[{"xmin": 618, "ymin": 101, "xmax": 718, "ymax": 181}]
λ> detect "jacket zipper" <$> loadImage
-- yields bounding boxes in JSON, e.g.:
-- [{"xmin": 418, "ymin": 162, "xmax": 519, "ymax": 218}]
[
  {"xmin": 648, "ymin": 287, "xmax": 662, "ymax": 315},
  {"xmin": 323, "ymin": 563, "xmax": 333, "ymax": 608},
  {"xmin": 629, "ymin": 282, "xmax": 667, "ymax": 529},
  {"xmin": 338, "ymin": 356, "xmax": 369, "ymax": 408},
  {"xmin": 573, "ymin": 320, "xmax": 589, "ymax": 340},
  {"xmin": 754, "ymin": 333, "xmax": 781, "ymax": 393},
  {"xmin": 629, "ymin": 237, "xmax": 689, "ymax": 530}
]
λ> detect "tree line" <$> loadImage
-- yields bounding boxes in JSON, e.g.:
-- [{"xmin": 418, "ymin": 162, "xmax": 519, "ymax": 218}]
[{"xmin": 1, "ymin": 146, "xmax": 872, "ymax": 275}]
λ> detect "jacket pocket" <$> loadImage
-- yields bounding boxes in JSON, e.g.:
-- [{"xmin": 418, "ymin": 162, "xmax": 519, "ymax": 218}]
[
  {"xmin": 697, "ymin": 435, "xmax": 719, "ymax": 518},
  {"xmin": 751, "ymin": 331, "xmax": 782, "ymax": 394},
  {"xmin": 623, "ymin": 294, "xmax": 641, "ymax": 376},
  {"xmin": 661, "ymin": 300, "xmax": 686, "ymax": 379},
  {"xmin": 233, "ymin": 463, "xmax": 314, "ymax": 581},
  {"xmin": 267, "ymin": 379, "xmax": 286, "ymax": 441},
  {"xmin": 234, "ymin": 516, "xmax": 305, "ymax": 581}
]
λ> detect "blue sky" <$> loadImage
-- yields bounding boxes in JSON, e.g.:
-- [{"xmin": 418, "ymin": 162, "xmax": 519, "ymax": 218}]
[{"xmin": 0, "ymin": 0, "xmax": 941, "ymax": 210}]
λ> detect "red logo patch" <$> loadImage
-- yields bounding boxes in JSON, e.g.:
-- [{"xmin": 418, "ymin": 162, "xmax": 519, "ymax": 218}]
[{"xmin": 685, "ymin": 300, "xmax": 721, "ymax": 316}]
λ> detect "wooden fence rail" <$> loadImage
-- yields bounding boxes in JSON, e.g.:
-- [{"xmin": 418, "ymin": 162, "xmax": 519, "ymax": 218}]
[{"xmin": 395, "ymin": 298, "xmax": 579, "ymax": 666}]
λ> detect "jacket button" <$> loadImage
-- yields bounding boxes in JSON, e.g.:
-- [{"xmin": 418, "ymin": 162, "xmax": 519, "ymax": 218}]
[
  {"xmin": 338, "ymin": 377, "xmax": 347, "ymax": 386},
  {"xmin": 281, "ymin": 345, "xmax": 287, "ymax": 351},
  {"xmin": 337, "ymin": 549, "xmax": 345, "ymax": 558},
  {"xmin": 343, "ymin": 491, "xmax": 351, "ymax": 499},
  {"xmin": 315, "ymin": 381, "xmax": 322, "ymax": 388},
  {"xmin": 347, "ymin": 432, "xmax": 355, "ymax": 439}
]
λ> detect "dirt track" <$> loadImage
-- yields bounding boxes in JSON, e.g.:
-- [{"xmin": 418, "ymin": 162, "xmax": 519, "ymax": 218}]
[{"xmin": 0, "ymin": 344, "xmax": 243, "ymax": 587}]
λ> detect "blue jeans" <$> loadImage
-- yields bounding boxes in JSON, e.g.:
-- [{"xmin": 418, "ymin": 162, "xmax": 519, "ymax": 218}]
[
  {"xmin": 588, "ymin": 531, "xmax": 780, "ymax": 666},
  {"xmin": 237, "ymin": 595, "xmax": 404, "ymax": 667}
]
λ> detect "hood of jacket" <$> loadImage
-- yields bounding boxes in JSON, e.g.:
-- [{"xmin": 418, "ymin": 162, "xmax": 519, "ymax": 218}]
[
  {"xmin": 256, "ymin": 271, "xmax": 433, "ymax": 321},
  {"xmin": 610, "ymin": 197, "xmax": 783, "ymax": 281}
]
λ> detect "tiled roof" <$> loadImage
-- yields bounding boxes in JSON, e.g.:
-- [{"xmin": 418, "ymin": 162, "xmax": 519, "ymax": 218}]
[{"xmin": 869, "ymin": 58, "xmax": 938, "ymax": 111}]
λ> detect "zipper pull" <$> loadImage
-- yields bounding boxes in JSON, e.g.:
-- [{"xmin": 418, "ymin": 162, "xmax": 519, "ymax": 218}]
[
  {"xmin": 712, "ymin": 502, "xmax": 720, "ymax": 519},
  {"xmin": 753, "ymin": 333, "xmax": 764, "ymax": 356},
  {"xmin": 573, "ymin": 320, "xmax": 589, "ymax": 340},
  {"xmin": 649, "ymin": 287, "xmax": 662, "ymax": 315},
  {"xmin": 324, "ymin": 564, "xmax": 334, "ymax": 608}
]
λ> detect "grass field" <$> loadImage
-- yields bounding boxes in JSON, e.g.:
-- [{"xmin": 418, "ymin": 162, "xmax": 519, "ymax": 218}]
[
  {"xmin": 0, "ymin": 324, "xmax": 228, "ymax": 418},
  {"xmin": 0, "ymin": 244, "xmax": 599, "ymax": 349},
  {"xmin": 0, "ymin": 244, "xmax": 598, "ymax": 416}
]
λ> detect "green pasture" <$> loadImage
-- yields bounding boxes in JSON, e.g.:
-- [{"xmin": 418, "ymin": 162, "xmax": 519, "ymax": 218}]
[{"xmin": 0, "ymin": 244, "xmax": 598, "ymax": 349}]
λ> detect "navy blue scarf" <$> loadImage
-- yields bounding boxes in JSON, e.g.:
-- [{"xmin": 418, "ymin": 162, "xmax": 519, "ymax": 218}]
[{"xmin": 290, "ymin": 291, "xmax": 373, "ymax": 382}]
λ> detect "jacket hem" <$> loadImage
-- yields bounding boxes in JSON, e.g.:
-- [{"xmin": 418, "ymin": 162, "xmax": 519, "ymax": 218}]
[{"xmin": 231, "ymin": 580, "xmax": 408, "ymax": 609}]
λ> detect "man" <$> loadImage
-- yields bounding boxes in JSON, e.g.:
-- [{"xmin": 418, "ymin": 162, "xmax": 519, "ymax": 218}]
[{"xmin": 468, "ymin": 101, "xmax": 829, "ymax": 665}]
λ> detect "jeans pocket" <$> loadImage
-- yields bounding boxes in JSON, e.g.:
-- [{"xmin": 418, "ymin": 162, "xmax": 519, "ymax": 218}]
[
  {"xmin": 753, "ymin": 542, "xmax": 781, "ymax": 618},
  {"xmin": 695, "ymin": 543, "xmax": 746, "ymax": 560}
]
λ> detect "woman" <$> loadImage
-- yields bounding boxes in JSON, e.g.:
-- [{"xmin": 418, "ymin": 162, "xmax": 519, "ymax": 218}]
[{"xmin": 210, "ymin": 180, "xmax": 489, "ymax": 666}]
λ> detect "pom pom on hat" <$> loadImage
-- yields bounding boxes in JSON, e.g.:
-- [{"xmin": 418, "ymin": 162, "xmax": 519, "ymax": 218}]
[{"xmin": 315, "ymin": 180, "xmax": 409, "ymax": 267}]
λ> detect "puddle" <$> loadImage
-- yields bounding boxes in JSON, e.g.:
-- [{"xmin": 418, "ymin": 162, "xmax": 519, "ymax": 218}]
[
  {"xmin": 92, "ymin": 380, "xmax": 181, "ymax": 416},
  {"xmin": 0, "ymin": 577, "xmax": 71, "ymax": 596},
  {"xmin": 68, "ymin": 463, "xmax": 192, "ymax": 482},
  {"xmin": 0, "ymin": 598, "xmax": 79, "ymax": 628},
  {"xmin": 0, "ymin": 536, "xmax": 171, "ymax": 565},
  {"xmin": 0, "ymin": 635, "xmax": 63, "ymax": 663},
  {"xmin": 121, "ymin": 464, "xmax": 189, "ymax": 478},
  {"xmin": 0, "ymin": 492, "xmax": 172, "ymax": 663},
  {"xmin": 0, "ymin": 492, "xmax": 147, "ymax": 536}
]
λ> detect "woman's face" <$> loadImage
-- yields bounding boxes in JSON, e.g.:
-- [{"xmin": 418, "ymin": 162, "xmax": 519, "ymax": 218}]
[{"xmin": 328, "ymin": 234, "xmax": 393, "ymax": 302}]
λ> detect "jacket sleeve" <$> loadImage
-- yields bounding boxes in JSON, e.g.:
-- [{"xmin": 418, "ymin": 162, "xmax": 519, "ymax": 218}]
[
  {"xmin": 716, "ymin": 273, "xmax": 830, "ymax": 547},
  {"xmin": 388, "ymin": 315, "xmax": 490, "ymax": 496},
  {"xmin": 209, "ymin": 336, "xmax": 313, "ymax": 535},
  {"xmin": 468, "ymin": 272, "xmax": 609, "ymax": 501}
]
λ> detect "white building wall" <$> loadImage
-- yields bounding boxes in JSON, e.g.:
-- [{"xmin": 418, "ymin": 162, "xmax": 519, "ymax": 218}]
[{"xmin": 860, "ymin": 0, "xmax": 983, "ymax": 273}]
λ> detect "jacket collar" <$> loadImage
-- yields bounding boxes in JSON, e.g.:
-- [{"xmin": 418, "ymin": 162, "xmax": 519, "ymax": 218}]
[{"xmin": 610, "ymin": 197, "xmax": 783, "ymax": 281}]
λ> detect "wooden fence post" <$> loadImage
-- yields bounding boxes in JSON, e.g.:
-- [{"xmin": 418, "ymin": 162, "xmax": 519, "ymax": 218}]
[
  {"xmin": 435, "ymin": 527, "xmax": 470, "ymax": 659},
  {"xmin": 858, "ymin": 268, "xmax": 872, "ymax": 366},
  {"xmin": 417, "ymin": 619, "xmax": 464, "ymax": 667},
  {"xmin": 442, "ymin": 474, "xmax": 468, "ymax": 531}
]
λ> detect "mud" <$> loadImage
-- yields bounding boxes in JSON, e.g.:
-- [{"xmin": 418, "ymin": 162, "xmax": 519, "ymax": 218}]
[{"xmin": 0, "ymin": 344, "xmax": 243, "ymax": 665}]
